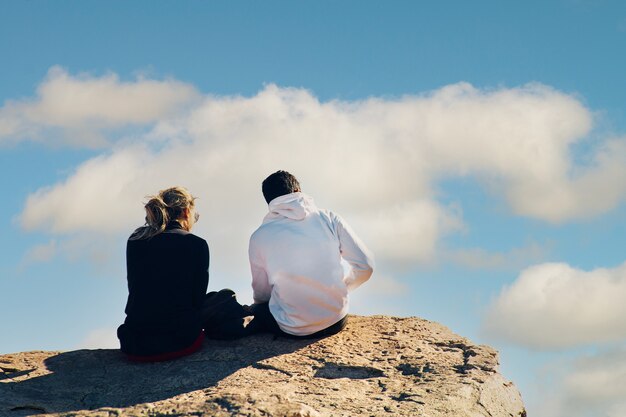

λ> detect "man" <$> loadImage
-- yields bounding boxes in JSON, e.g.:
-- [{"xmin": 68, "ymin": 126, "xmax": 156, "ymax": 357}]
[{"xmin": 248, "ymin": 170, "xmax": 374, "ymax": 338}]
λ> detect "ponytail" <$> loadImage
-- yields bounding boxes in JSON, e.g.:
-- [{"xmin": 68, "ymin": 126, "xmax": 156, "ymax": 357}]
[{"xmin": 130, "ymin": 186, "xmax": 195, "ymax": 240}]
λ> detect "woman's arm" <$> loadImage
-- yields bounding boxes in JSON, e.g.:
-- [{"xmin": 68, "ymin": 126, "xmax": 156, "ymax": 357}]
[{"xmin": 193, "ymin": 238, "xmax": 210, "ymax": 308}]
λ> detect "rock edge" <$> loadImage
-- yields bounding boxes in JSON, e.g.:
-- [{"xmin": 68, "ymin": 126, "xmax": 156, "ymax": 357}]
[{"xmin": 0, "ymin": 315, "xmax": 526, "ymax": 417}]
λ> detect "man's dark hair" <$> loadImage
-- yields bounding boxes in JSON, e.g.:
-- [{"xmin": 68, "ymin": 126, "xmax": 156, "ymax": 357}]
[{"xmin": 262, "ymin": 170, "xmax": 301, "ymax": 204}]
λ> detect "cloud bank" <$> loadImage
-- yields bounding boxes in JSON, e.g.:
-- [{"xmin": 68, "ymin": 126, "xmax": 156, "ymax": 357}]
[
  {"xmin": 12, "ymin": 69, "xmax": 626, "ymax": 277},
  {"xmin": 483, "ymin": 262, "xmax": 626, "ymax": 349},
  {"xmin": 13, "ymin": 72, "xmax": 626, "ymax": 226}
]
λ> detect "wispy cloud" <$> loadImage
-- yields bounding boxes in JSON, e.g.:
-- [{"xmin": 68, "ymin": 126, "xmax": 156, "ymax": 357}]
[
  {"xmin": 359, "ymin": 274, "xmax": 408, "ymax": 296},
  {"xmin": 446, "ymin": 242, "xmax": 549, "ymax": 270},
  {"xmin": 20, "ymin": 239, "xmax": 57, "ymax": 265},
  {"xmin": 76, "ymin": 327, "xmax": 119, "ymax": 349},
  {"xmin": 483, "ymin": 262, "xmax": 626, "ymax": 349},
  {"xmin": 18, "ymin": 234, "xmax": 122, "ymax": 278}
]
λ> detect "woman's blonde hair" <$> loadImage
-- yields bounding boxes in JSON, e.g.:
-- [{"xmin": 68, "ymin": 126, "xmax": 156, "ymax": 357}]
[{"xmin": 130, "ymin": 186, "xmax": 196, "ymax": 240}]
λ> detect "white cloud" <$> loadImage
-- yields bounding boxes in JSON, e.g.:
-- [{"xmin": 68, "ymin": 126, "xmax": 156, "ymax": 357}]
[
  {"xmin": 507, "ymin": 138, "xmax": 626, "ymax": 222},
  {"xmin": 0, "ymin": 66, "xmax": 199, "ymax": 147},
  {"xmin": 483, "ymin": 262, "xmax": 626, "ymax": 349},
  {"xmin": 13, "ymin": 75, "xmax": 626, "ymax": 277},
  {"xmin": 534, "ymin": 347, "xmax": 626, "ymax": 417},
  {"xmin": 351, "ymin": 200, "xmax": 464, "ymax": 265},
  {"xmin": 21, "ymin": 145, "xmax": 152, "ymax": 234}
]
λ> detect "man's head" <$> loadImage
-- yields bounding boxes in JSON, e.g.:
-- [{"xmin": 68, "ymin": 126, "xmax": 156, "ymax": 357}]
[{"xmin": 262, "ymin": 170, "xmax": 301, "ymax": 204}]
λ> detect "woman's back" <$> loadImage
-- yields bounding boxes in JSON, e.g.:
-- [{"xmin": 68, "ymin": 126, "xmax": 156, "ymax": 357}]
[
  {"xmin": 124, "ymin": 224, "xmax": 209, "ymax": 326},
  {"xmin": 119, "ymin": 224, "xmax": 209, "ymax": 357},
  {"xmin": 118, "ymin": 187, "xmax": 209, "ymax": 359}
]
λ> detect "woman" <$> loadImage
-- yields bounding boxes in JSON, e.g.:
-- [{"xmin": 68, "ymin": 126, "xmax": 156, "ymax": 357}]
[{"xmin": 117, "ymin": 186, "xmax": 246, "ymax": 362}]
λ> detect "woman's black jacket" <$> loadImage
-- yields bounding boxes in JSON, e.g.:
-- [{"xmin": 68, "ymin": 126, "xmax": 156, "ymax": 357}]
[{"xmin": 117, "ymin": 223, "xmax": 209, "ymax": 356}]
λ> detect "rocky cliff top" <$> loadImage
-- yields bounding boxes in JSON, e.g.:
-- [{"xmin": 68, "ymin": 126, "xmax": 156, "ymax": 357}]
[{"xmin": 0, "ymin": 315, "xmax": 525, "ymax": 417}]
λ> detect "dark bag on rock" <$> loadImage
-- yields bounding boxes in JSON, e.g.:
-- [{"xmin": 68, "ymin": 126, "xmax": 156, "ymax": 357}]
[{"xmin": 201, "ymin": 289, "xmax": 250, "ymax": 340}]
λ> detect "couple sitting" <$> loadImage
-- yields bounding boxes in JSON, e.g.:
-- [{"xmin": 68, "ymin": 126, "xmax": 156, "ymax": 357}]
[{"xmin": 117, "ymin": 170, "xmax": 374, "ymax": 362}]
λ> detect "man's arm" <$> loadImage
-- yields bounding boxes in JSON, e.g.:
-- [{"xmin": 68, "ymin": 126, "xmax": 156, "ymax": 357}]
[
  {"xmin": 333, "ymin": 213, "xmax": 374, "ymax": 291},
  {"xmin": 249, "ymin": 236, "xmax": 271, "ymax": 303}
]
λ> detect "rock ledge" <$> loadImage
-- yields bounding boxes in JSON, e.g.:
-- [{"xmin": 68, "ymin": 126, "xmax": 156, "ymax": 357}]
[{"xmin": 0, "ymin": 315, "xmax": 526, "ymax": 416}]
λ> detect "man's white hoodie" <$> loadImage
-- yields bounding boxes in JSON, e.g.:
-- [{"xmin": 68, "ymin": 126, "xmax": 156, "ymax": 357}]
[{"xmin": 249, "ymin": 192, "xmax": 374, "ymax": 336}]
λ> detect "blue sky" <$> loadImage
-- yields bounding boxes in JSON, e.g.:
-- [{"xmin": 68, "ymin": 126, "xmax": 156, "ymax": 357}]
[{"xmin": 2, "ymin": 2, "xmax": 626, "ymax": 416}]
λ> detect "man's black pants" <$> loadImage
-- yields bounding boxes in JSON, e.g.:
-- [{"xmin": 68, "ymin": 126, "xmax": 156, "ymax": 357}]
[{"xmin": 248, "ymin": 302, "xmax": 348, "ymax": 339}]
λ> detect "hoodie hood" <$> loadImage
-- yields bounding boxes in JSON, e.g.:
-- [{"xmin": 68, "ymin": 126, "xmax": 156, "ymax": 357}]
[{"xmin": 264, "ymin": 192, "xmax": 317, "ymax": 222}]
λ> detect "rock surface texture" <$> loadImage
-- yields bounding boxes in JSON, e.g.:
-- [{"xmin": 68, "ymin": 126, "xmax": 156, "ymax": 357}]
[{"xmin": 1, "ymin": 315, "xmax": 525, "ymax": 417}]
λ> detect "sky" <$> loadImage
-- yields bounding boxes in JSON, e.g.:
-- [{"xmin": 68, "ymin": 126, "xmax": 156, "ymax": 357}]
[{"xmin": 1, "ymin": 1, "xmax": 626, "ymax": 416}]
